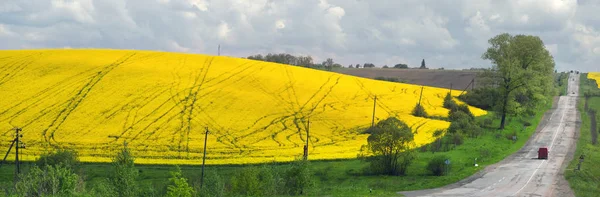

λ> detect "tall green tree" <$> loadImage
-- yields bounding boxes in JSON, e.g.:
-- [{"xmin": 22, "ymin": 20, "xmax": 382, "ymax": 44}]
[
  {"xmin": 480, "ymin": 33, "xmax": 555, "ymax": 129},
  {"xmin": 112, "ymin": 143, "xmax": 139, "ymax": 197}
]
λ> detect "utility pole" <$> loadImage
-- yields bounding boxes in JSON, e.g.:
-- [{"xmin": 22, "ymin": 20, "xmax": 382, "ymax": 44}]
[
  {"xmin": 15, "ymin": 128, "xmax": 20, "ymax": 179},
  {"xmin": 304, "ymin": 119, "xmax": 310, "ymax": 161},
  {"xmin": 418, "ymin": 86, "xmax": 424, "ymax": 105},
  {"xmin": 200, "ymin": 127, "xmax": 209, "ymax": 188},
  {"xmin": 218, "ymin": 45, "xmax": 221, "ymax": 56},
  {"xmin": 371, "ymin": 96, "xmax": 377, "ymax": 128}
]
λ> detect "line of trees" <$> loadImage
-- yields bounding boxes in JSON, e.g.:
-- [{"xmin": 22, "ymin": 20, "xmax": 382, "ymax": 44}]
[
  {"xmin": 247, "ymin": 53, "xmax": 341, "ymax": 71},
  {"xmin": 247, "ymin": 53, "xmax": 430, "ymax": 70}
]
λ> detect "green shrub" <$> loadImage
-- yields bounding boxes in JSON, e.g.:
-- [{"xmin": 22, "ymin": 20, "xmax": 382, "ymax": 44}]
[
  {"xmin": 443, "ymin": 93, "xmax": 458, "ymax": 110},
  {"xmin": 257, "ymin": 165, "xmax": 277, "ymax": 196},
  {"xmin": 15, "ymin": 165, "xmax": 80, "ymax": 196},
  {"xmin": 197, "ymin": 171, "xmax": 224, "ymax": 197},
  {"xmin": 90, "ymin": 178, "xmax": 117, "ymax": 197},
  {"xmin": 412, "ymin": 104, "xmax": 428, "ymax": 117},
  {"xmin": 230, "ymin": 167, "xmax": 263, "ymax": 196},
  {"xmin": 427, "ymin": 155, "xmax": 451, "ymax": 176},
  {"xmin": 36, "ymin": 149, "xmax": 80, "ymax": 170},
  {"xmin": 166, "ymin": 166, "xmax": 195, "ymax": 197},
  {"xmin": 284, "ymin": 160, "xmax": 313, "ymax": 195}
]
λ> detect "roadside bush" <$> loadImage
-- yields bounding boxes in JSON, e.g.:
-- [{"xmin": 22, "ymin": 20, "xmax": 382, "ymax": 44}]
[
  {"xmin": 36, "ymin": 149, "xmax": 80, "ymax": 170},
  {"xmin": 444, "ymin": 132, "xmax": 464, "ymax": 148},
  {"xmin": 480, "ymin": 118, "xmax": 494, "ymax": 128},
  {"xmin": 427, "ymin": 155, "xmax": 450, "ymax": 176},
  {"xmin": 412, "ymin": 104, "xmax": 428, "ymax": 118},
  {"xmin": 361, "ymin": 117, "xmax": 417, "ymax": 176},
  {"xmin": 15, "ymin": 164, "xmax": 80, "ymax": 196}
]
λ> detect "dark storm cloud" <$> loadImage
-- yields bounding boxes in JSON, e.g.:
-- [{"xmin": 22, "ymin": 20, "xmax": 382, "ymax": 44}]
[{"xmin": 0, "ymin": 0, "xmax": 598, "ymax": 72}]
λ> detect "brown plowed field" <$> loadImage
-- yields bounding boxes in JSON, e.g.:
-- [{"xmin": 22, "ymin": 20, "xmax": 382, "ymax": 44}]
[{"xmin": 338, "ymin": 68, "xmax": 481, "ymax": 90}]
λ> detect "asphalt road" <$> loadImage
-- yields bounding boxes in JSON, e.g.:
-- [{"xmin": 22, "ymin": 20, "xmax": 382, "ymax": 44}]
[{"xmin": 401, "ymin": 73, "xmax": 580, "ymax": 197}]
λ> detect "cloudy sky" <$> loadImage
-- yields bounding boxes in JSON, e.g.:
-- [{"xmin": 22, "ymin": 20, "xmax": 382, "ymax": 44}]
[{"xmin": 0, "ymin": 0, "xmax": 598, "ymax": 72}]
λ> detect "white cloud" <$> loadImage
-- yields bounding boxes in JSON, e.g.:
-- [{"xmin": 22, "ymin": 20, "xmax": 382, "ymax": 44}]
[
  {"xmin": 51, "ymin": 0, "xmax": 95, "ymax": 24},
  {"xmin": 218, "ymin": 21, "xmax": 232, "ymax": 42},
  {"xmin": 275, "ymin": 19, "xmax": 285, "ymax": 29},
  {"xmin": 0, "ymin": 24, "xmax": 14, "ymax": 36},
  {"xmin": 189, "ymin": 0, "xmax": 208, "ymax": 11},
  {"xmin": 0, "ymin": 0, "xmax": 598, "ymax": 72}
]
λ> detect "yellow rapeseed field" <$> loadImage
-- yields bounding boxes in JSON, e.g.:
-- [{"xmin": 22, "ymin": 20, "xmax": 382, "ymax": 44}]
[
  {"xmin": 589, "ymin": 72, "xmax": 600, "ymax": 88},
  {"xmin": 0, "ymin": 49, "xmax": 486, "ymax": 165}
]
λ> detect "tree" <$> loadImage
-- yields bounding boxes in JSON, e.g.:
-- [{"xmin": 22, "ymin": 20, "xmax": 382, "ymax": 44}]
[
  {"xmin": 356, "ymin": 64, "xmax": 361, "ymax": 68},
  {"xmin": 322, "ymin": 58, "xmax": 334, "ymax": 70},
  {"xmin": 112, "ymin": 144, "xmax": 139, "ymax": 197},
  {"xmin": 361, "ymin": 117, "xmax": 416, "ymax": 176},
  {"xmin": 480, "ymin": 33, "xmax": 555, "ymax": 129},
  {"xmin": 411, "ymin": 103, "xmax": 428, "ymax": 117},
  {"xmin": 166, "ymin": 166, "xmax": 195, "ymax": 197},
  {"xmin": 420, "ymin": 59, "xmax": 427, "ymax": 69},
  {"xmin": 394, "ymin": 64, "xmax": 408, "ymax": 69},
  {"xmin": 349, "ymin": 64, "xmax": 354, "ymax": 68}
]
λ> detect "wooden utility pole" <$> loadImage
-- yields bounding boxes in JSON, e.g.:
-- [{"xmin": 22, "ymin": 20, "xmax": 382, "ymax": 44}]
[
  {"xmin": 200, "ymin": 127, "xmax": 209, "ymax": 188},
  {"xmin": 218, "ymin": 45, "xmax": 221, "ymax": 56},
  {"xmin": 371, "ymin": 96, "xmax": 377, "ymax": 127},
  {"xmin": 418, "ymin": 87, "xmax": 424, "ymax": 105},
  {"xmin": 304, "ymin": 119, "xmax": 310, "ymax": 161},
  {"xmin": 14, "ymin": 128, "xmax": 22, "ymax": 189}
]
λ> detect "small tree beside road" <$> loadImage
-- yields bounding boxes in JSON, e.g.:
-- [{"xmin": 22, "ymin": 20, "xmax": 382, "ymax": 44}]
[{"xmin": 361, "ymin": 117, "xmax": 416, "ymax": 176}]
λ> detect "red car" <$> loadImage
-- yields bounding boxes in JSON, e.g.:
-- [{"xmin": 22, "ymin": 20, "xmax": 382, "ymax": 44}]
[{"xmin": 538, "ymin": 148, "xmax": 548, "ymax": 159}]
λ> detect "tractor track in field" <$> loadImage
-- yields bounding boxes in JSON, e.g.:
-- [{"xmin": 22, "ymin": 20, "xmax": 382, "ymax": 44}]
[
  {"xmin": 112, "ymin": 58, "xmax": 263, "ymax": 152},
  {"xmin": 41, "ymin": 53, "xmax": 137, "ymax": 146},
  {"xmin": 237, "ymin": 75, "xmax": 341, "ymax": 148},
  {"xmin": 0, "ymin": 52, "xmax": 44, "ymax": 86}
]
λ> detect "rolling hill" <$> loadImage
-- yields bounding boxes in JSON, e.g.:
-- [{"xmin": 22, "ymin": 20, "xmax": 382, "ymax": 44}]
[{"xmin": 0, "ymin": 49, "xmax": 485, "ymax": 164}]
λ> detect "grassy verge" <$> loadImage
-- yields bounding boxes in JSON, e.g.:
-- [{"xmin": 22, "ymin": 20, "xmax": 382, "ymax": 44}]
[
  {"xmin": 556, "ymin": 72, "xmax": 569, "ymax": 96},
  {"xmin": 565, "ymin": 74, "xmax": 600, "ymax": 196}
]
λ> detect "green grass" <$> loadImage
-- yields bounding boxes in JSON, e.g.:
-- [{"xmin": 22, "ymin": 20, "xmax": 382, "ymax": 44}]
[
  {"xmin": 565, "ymin": 74, "xmax": 600, "ymax": 196},
  {"xmin": 556, "ymin": 72, "xmax": 569, "ymax": 96}
]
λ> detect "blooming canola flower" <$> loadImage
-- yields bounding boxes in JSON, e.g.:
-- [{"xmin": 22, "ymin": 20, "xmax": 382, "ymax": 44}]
[{"xmin": 0, "ymin": 49, "xmax": 486, "ymax": 165}]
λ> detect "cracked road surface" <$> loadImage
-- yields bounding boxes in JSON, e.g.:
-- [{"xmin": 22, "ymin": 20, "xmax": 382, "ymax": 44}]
[{"xmin": 401, "ymin": 73, "xmax": 580, "ymax": 197}]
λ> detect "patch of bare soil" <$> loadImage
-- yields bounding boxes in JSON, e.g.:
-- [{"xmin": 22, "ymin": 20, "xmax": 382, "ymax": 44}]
[{"xmin": 338, "ymin": 68, "xmax": 480, "ymax": 90}]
